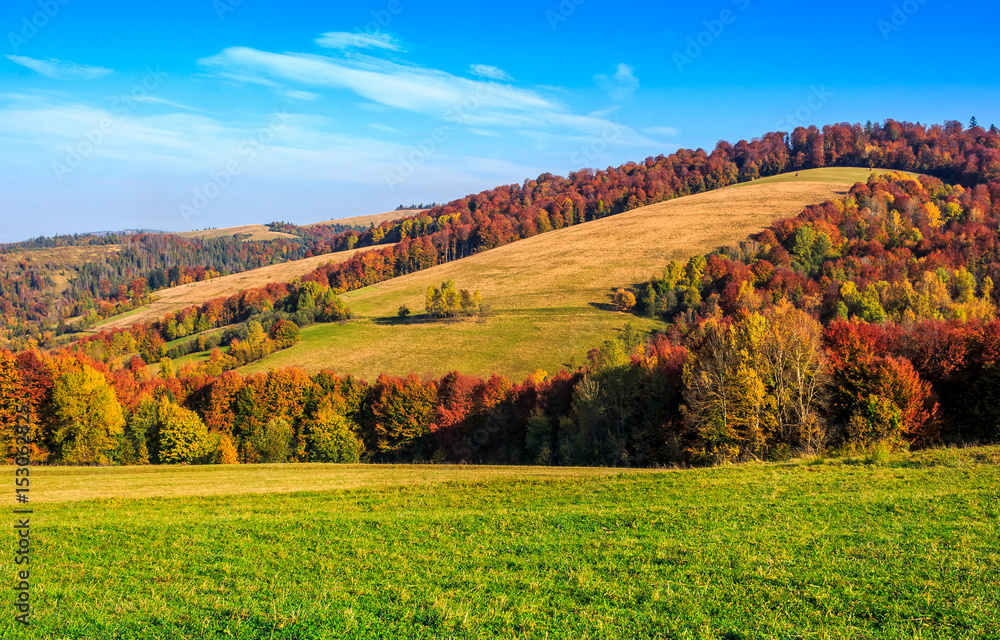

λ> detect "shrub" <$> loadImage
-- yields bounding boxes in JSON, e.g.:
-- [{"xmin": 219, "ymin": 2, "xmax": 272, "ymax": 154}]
[{"xmin": 613, "ymin": 288, "xmax": 637, "ymax": 312}]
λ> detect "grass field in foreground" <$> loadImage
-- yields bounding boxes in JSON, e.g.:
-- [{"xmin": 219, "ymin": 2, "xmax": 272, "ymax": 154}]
[{"xmin": 9, "ymin": 447, "xmax": 1000, "ymax": 638}]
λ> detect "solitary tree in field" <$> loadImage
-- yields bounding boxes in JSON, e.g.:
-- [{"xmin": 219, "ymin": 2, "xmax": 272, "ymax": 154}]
[
  {"xmin": 614, "ymin": 288, "xmax": 637, "ymax": 312},
  {"xmin": 426, "ymin": 280, "xmax": 482, "ymax": 318}
]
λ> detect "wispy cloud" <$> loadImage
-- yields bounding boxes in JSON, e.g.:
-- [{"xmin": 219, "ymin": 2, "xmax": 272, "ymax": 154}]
[
  {"xmin": 199, "ymin": 47, "xmax": 551, "ymax": 117},
  {"xmin": 316, "ymin": 31, "xmax": 403, "ymax": 52},
  {"xmin": 595, "ymin": 63, "xmax": 639, "ymax": 103},
  {"xmin": 369, "ymin": 123, "xmax": 400, "ymax": 133},
  {"xmin": 6, "ymin": 56, "xmax": 113, "ymax": 80},
  {"xmin": 198, "ymin": 46, "xmax": 655, "ymax": 146},
  {"xmin": 643, "ymin": 126, "xmax": 680, "ymax": 136},
  {"xmin": 286, "ymin": 90, "xmax": 320, "ymax": 101},
  {"xmin": 138, "ymin": 96, "xmax": 208, "ymax": 113},
  {"xmin": 470, "ymin": 64, "xmax": 513, "ymax": 81}
]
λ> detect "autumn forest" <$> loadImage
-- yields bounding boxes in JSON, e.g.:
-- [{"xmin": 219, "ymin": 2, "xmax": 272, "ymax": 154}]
[{"xmin": 3, "ymin": 119, "xmax": 1000, "ymax": 468}]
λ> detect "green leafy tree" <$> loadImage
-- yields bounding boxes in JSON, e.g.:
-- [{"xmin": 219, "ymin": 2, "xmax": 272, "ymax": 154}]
[
  {"xmin": 50, "ymin": 366, "xmax": 125, "ymax": 464},
  {"xmin": 250, "ymin": 418, "xmax": 294, "ymax": 463},
  {"xmin": 370, "ymin": 374, "xmax": 436, "ymax": 459},
  {"xmin": 270, "ymin": 320, "xmax": 301, "ymax": 349},
  {"xmin": 306, "ymin": 402, "xmax": 362, "ymax": 462},
  {"xmin": 426, "ymin": 280, "xmax": 481, "ymax": 318},
  {"xmin": 155, "ymin": 400, "xmax": 212, "ymax": 464}
]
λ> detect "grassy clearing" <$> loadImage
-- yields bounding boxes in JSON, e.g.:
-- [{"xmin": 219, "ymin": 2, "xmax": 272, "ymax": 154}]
[
  {"xmin": 303, "ymin": 209, "xmax": 425, "ymax": 228},
  {"xmin": 245, "ymin": 177, "xmax": 854, "ymax": 380},
  {"xmin": 725, "ymin": 167, "xmax": 910, "ymax": 188},
  {"xmin": 84, "ymin": 304, "xmax": 151, "ymax": 328},
  {"xmin": 94, "ymin": 245, "xmax": 385, "ymax": 332},
  {"xmin": 243, "ymin": 310, "xmax": 662, "ymax": 381},
  {"xmin": 9, "ymin": 446, "xmax": 1000, "ymax": 638},
  {"xmin": 174, "ymin": 224, "xmax": 299, "ymax": 241}
]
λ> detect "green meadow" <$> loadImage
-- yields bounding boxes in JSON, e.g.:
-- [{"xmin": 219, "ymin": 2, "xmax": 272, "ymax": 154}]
[{"xmin": 8, "ymin": 446, "xmax": 1000, "ymax": 638}]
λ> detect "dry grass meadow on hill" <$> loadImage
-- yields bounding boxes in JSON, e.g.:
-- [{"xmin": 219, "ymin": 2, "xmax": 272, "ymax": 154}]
[
  {"xmin": 242, "ymin": 175, "xmax": 861, "ymax": 380},
  {"xmin": 173, "ymin": 224, "xmax": 299, "ymax": 241},
  {"xmin": 94, "ymin": 245, "xmax": 384, "ymax": 331},
  {"xmin": 303, "ymin": 208, "xmax": 425, "ymax": 228},
  {"xmin": 174, "ymin": 209, "xmax": 422, "ymax": 239}
]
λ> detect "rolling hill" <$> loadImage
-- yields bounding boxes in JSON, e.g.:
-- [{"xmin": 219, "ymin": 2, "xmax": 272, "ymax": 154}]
[
  {"xmin": 93, "ymin": 245, "xmax": 384, "ymax": 331},
  {"xmin": 173, "ymin": 224, "xmax": 298, "ymax": 241},
  {"xmin": 239, "ymin": 169, "xmax": 880, "ymax": 380},
  {"xmin": 303, "ymin": 208, "xmax": 426, "ymax": 228}
]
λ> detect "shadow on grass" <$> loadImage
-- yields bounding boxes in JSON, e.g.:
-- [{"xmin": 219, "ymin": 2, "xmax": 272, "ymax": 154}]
[
  {"xmin": 371, "ymin": 314, "xmax": 449, "ymax": 327},
  {"xmin": 588, "ymin": 301, "xmax": 617, "ymax": 312}
]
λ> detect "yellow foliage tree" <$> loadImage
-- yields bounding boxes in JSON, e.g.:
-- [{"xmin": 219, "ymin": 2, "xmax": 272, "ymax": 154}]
[{"xmin": 51, "ymin": 365, "xmax": 125, "ymax": 464}]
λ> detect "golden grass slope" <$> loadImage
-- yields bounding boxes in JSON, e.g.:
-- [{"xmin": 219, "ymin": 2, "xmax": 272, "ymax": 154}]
[
  {"xmin": 357, "ymin": 181, "xmax": 852, "ymax": 313},
  {"xmin": 303, "ymin": 209, "xmax": 426, "ymax": 229},
  {"xmin": 242, "ymin": 175, "xmax": 858, "ymax": 380},
  {"xmin": 94, "ymin": 245, "xmax": 384, "ymax": 331},
  {"xmin": 174, "ymin": 224, "xmax": 298, "ymax": 241}
]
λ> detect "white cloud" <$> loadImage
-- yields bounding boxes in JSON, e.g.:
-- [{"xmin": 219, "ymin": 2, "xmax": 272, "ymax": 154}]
[
  {"xmin": 369, "ymin": 123, "xmax": 400, "ymax": 133},
  {"xmin": 197, "ymin": 46, "xmax": 657, "ymax": 146},
  {"xmin": 595, "ymin": 63, "xmax": 639, "ymax": 102},
  {"xmin": 6, "ymin": 56, "xmax": 113, "ymax": 80},
  {"xmin": 643, "ymin": 126, "xmax": 680, "ymax": 136},
  {"xmin": 469, "ymin": 64, "xmax": 513, "ymax": 81},
  {"xmin": 200, "ymin": 47, "xmax": 552, "ymax": 117},
  {"xmin": 316, "ymin": 31, "xmax": 403, "ymax": 52},
  {"xmin": 286, "ymin": 90, "xmax": 320, "ymax": 101},
  {"xmin": 138, "ymin": 96, "xmax": 208, "ymax": 113}
]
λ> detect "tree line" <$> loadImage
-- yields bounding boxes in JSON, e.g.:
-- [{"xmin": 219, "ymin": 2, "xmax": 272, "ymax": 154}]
[
  {"xmin": 6, "ymin": 118, "xmax": 998, "ymax": 352},
  {"xmin": 3, "ymin": 169, "xmax": 1000, "ymax": 466}
]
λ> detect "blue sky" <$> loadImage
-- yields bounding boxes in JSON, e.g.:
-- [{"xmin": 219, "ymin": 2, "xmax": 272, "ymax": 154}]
[{"xmin": 1, "ymin": 0, "xmax": 998, "ymax": 242}]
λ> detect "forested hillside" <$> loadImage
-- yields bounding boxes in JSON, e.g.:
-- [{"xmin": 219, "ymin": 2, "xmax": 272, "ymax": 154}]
[
  {"xmin": 2, "ymin": 119, "xmax": 1000, "ymax": 467},
  {"xmin": 4, "ymin": 119, "xmax": 997, "ymax": 351}
]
